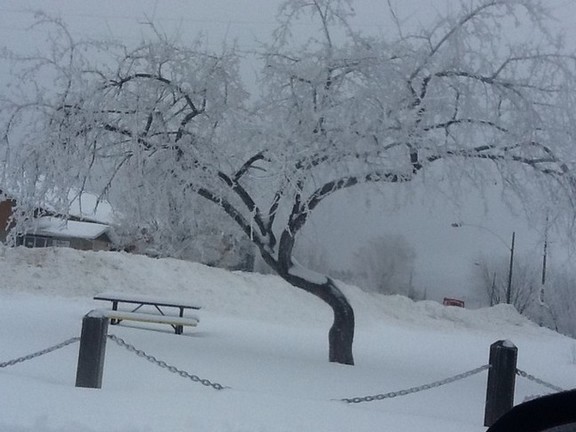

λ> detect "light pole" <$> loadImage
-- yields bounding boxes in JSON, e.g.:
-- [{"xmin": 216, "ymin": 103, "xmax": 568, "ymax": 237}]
[
  {"xmin": 505, "ymin": 231, "xmax": 515, "ymax": 305},
  {"xmin": 540, "ymin": 215, "xmax": 549, "ymax": 299},
  {"xmin": 451, "ymin": 223, "xmax": 516, "ymax": 305}
]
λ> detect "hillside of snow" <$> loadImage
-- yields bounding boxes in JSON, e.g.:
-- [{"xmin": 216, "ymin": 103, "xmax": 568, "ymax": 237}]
[{"xmin": 1, "ymin": 245, "xmax": 574, "ymax": 432}]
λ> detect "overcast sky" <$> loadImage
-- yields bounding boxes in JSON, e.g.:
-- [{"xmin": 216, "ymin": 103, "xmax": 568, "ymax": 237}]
[
  {"xmin": 2, "ymin": 0, "xmax": 576, "ymax": 87},
  {"xmin": 2, "ymin": 1, "xmax": 576, "ymax": 50},
  {"xmin": 2, "ymin": 0, "xmax": 576, "ymax": 97},
  {"xmin": 1, "ymin": 0, "xmax": 575, "ymax": 303}
]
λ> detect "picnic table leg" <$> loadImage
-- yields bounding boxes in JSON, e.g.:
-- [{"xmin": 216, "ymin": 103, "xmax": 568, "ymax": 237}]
[
  {"xmin": 153, "ymin": 305, "xmax": 179, "ymax": 334},
  {"xmin": 174, "ymin": 307, "xmax": 185, "ymax": 334},
  {"xmin": 110, "ymin": 301, "xmax": 119, "ymax": 325}
]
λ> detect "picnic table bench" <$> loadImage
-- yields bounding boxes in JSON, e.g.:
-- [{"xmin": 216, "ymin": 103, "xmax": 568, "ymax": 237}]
[{"xmin": 93, "ymin": 292, "xmax": 201, "ymax": 334}]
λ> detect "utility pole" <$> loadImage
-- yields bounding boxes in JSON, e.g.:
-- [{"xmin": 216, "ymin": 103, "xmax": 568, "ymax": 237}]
[
  {"xmin": 541, "ymin": 216, "xmax": 548, "ymax": 288},
  {"xmin": 451, "ymin": 223, "xmax": 516, "ymax": 305},
  {"xmin": 505, "ymin": 232, "xmax": 515, "ymax": 305}
]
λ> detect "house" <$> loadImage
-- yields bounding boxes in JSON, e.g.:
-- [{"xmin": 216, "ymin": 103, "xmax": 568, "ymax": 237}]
[
  {"xmin": 16, "ymin": 217, "xmax": 113, "ymax": 251},
  {"xmin": 0, "ymin": 188, "xmax": 116, "ymax": 251}
]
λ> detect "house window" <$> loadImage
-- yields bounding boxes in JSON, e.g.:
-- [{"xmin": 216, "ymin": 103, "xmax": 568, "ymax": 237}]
[
  {"xmin": 22, "ymin": 235, "xmax": 48, "ymax": 248},
  {"xmin": 18, "ymin": 235, "xmax": 62, "ymax": 248}
]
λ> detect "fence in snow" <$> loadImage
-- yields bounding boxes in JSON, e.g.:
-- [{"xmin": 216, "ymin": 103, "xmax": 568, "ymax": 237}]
[{"xmin": 0, "ymin": 312, "xmax": 569, "ymax": 429}]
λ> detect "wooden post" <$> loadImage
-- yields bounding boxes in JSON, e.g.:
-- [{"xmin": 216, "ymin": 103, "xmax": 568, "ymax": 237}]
[
  {"xmin": 75, "ymin": 311, "xmax": 109, "ymax": 389},
  {"xmin": 484, "ymin": 340, "xmax": 518, "ymax": 427}
]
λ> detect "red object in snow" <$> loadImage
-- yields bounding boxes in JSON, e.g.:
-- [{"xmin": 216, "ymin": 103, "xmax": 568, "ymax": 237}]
[{"xmin": 443, "ymin": 298, "xmax": 465, "ymax": 308}]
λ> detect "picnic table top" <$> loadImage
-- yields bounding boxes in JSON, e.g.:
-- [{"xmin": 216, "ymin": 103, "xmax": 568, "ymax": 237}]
[
  {"xmin": 93, "ymin": 291, "xmax": 201, "ymax": 309},
  {"xmin": 94, "ymin": 308, "xmax": 200, "ymax": 323}
]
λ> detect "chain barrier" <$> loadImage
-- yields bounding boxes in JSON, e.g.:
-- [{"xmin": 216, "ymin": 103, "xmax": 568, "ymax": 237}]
[
  {"xmin": 2, "ymin": 335, "xmax": 566, "ymax": 402},
  {"xmin": 107, "ymin": 334, "xmax": 227, "ymax": 390},
  {"xmin": 342, "ymin": 364, "xmax": 490, "ymax": 404},
  {"xmin": 516, "ymin": 368, "xmax": 565, "ymax": 393},
  {"xmin": 0, "ymin": 337, "xmax": 80, "ymax": 368}
]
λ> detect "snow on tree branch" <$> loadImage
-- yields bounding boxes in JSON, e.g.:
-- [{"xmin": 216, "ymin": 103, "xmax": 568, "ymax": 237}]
[{"xmin": 2, "ymin": 0, "xmax": 576, "ymax": 365}]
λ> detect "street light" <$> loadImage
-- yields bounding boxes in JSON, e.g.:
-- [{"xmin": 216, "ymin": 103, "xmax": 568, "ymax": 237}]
[{"xmin": 451, "ymin": 222, "xmax": 516, "ymax": 305}]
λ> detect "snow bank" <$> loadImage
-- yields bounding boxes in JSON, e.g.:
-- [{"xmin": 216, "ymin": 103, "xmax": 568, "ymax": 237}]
[
  {"xmin": 0, "ymin": 244, "xmax": 545, "ymax": 335},
  {"xmin": 0, "ymin": 245, "xmax": 574, "ymax": 432},
  {"xmin": 0, "ymin": 245, "xmax": 330, "ymax": 325}
]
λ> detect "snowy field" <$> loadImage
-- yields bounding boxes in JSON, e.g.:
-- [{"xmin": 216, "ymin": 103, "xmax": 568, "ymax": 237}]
[{"xmin": 1, "ymin": 245, "xmax": 575, "ymax": 432}]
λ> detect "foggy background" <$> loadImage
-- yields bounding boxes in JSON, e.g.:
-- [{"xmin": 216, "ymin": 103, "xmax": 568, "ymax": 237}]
[{"xmin": 1, "ymin": 0, "xmax": 575, "ymax": 305}]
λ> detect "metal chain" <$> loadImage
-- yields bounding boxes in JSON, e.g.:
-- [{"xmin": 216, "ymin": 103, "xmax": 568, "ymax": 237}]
[
  {"xmin": 4, "ymin": 336, "xmax": 564, "ymax": 402},
  {"xmin": 0, "ymin": 337, "xmax": 81, "ymax": 368},
  {"xmin": 516, "ymin": 368, "xmax": 564, "ymax": 393},
  {"xmin": 107, "ymin": 334, "xmax": 227, "ymax": 390},
  {"xmin": 342, "ymin": 364, "xmax": 490, "ymax": 404}
]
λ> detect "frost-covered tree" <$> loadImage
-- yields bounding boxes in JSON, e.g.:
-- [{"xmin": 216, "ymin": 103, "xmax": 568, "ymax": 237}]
[
  {"xmin": 540, "ymin": 268, "xmax": 576, "ymax": 337},
  {"xmin": 113, "ymin": 186, "xmax": 255, "ymax": 270},
  {"xmin": 476, "ymin": 255, "xmax": 576, "ymax": 337},
  {"xmin": 2, "ymin": 1, "xmax": 576, "ymax": 365},
  {"xmin": 475, "ymin": 254, "xmax": 541, "ymax": 313}
]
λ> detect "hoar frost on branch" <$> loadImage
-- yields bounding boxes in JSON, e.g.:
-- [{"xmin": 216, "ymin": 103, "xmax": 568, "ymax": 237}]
[{"xmin": 2, "ymin": 0, "xmax": 576, "ymax": 365}]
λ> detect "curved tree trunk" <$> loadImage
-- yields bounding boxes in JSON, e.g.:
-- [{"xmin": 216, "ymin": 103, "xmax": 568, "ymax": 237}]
[
  {"xmin": 280, "ymin": 272, "xmax": 355, "ymax": 365},
  {"xmin": 257, "ymin": 230, "xmax": 356, "ymax": 365},
  {"xmin": 325, "ymin": 279, "xmax": 355, "ymax": 365},
  {"xmin": 196, "ymin": 188, "xmax": 357, "ymax": 365}
]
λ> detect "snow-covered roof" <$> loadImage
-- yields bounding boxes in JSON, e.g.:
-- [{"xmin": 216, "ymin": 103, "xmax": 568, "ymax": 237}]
[
  {"xmin": 33, "ymin": 217, "xmax": 110, "ymax": 240},
  {"xmin": 66, "ymin": 192, "xmax": 115, "ymax": 224},
  {"xmin": 0, "ymin": 184, "xmax": 116, "ymax": 225}
]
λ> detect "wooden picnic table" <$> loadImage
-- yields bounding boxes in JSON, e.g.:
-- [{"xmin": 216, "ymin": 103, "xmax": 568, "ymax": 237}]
[{"xmin": 93, "ymin": 292, "xmax": 201, "ymax": 334}]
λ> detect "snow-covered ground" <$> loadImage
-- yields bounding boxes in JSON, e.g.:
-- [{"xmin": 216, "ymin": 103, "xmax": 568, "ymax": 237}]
[{"xmin": 0, "ymin": 245, "xmax": 574, "ymax": 432}]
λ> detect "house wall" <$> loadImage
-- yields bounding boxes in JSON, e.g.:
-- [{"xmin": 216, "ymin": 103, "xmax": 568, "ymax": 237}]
[
  {"xmin": 0, "ymin": 199, "xmax": 16, "ymax": 242},
  {"xmin": 92, "ymin": 238, "xmax": 111, "ymax": 251},
  {"xmin": 69, "ymin": 238, "xmax": 92, "ymax": 250},
  {"xmin": 69, "ymin": 237, "xmax": 110, "ymax": 251}
]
